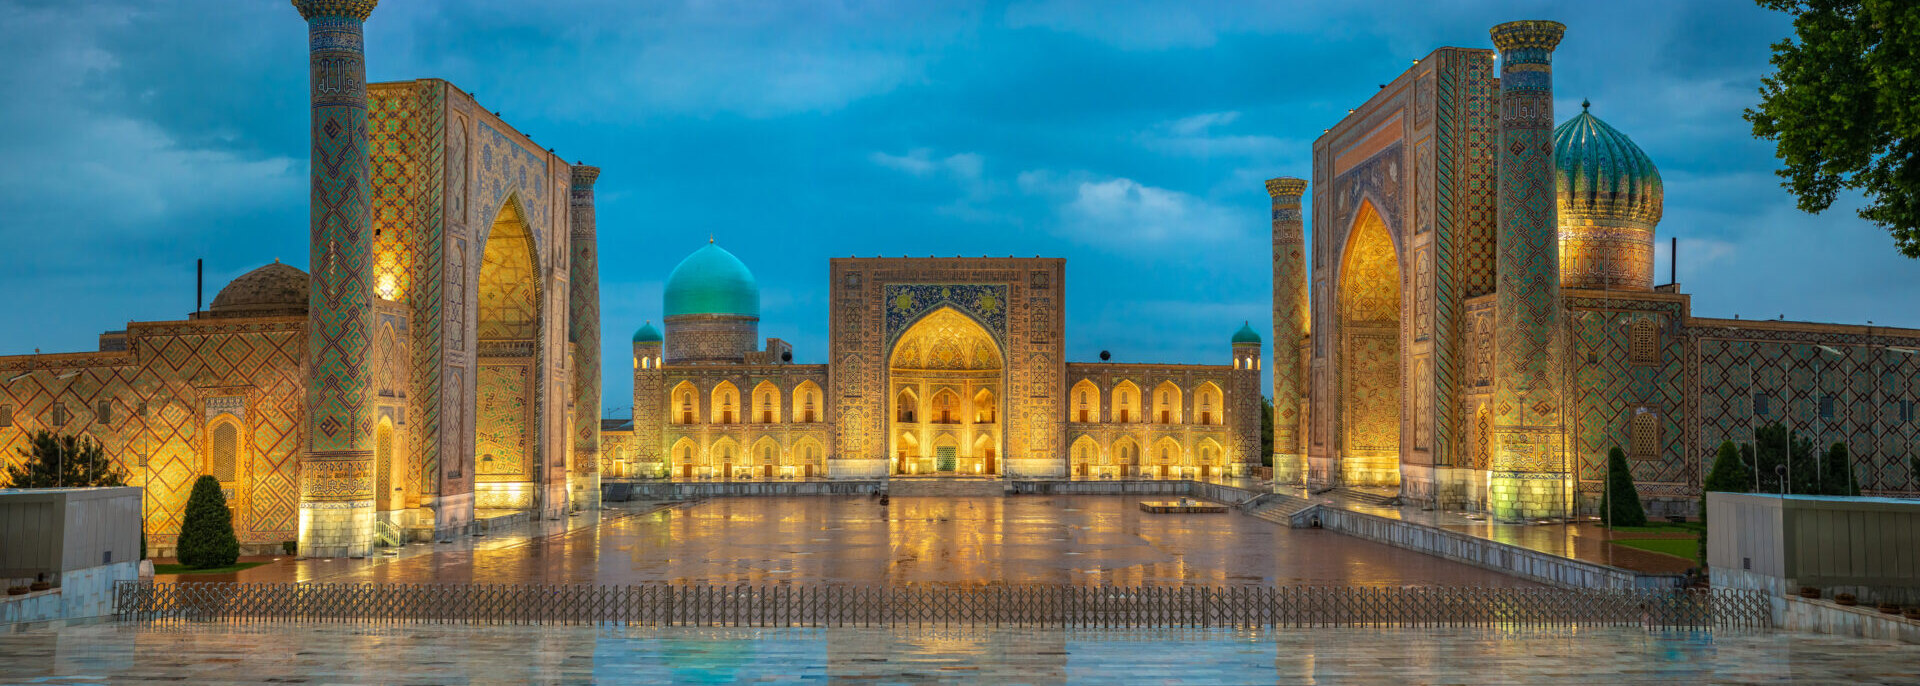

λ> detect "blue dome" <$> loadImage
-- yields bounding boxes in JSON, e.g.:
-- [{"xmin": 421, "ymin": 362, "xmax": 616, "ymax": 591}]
[
  {"xmin": 1553, "ymin": 103, "xmax": 1663, "ymax": 226},
  {"xmin": 663, "ymin": 242, "xmax": 759, "ymax": 318},
  {"xmin": 1231, "ymin": 321, "xmax": 1262, "ymax": 345},
  {"xmin": 632, "ymin": 321, "xmax": 662, "ymax": 343}
]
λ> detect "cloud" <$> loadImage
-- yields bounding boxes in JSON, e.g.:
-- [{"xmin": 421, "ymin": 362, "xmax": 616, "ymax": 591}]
[
  {"xmin": 1020, "ymin": 171, "xmax": 1244, "ymax": 246},
  {"xmin": 1138, "ymin": 110, "xmax": 1303, "ymax": 161},
  {"xmin": 869, "ymin": 148, "xmax": 984, "ymax": 180}
]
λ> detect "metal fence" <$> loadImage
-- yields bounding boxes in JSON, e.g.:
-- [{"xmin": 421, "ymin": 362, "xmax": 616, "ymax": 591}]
[{"xmin": 116, "ymin": 583, "xmax": 1772, "ymax": 630}]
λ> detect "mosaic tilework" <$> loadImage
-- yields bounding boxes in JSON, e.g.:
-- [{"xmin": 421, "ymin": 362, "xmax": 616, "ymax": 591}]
[
  {"xmin": 299, "ymin": 5, "xmax": 378, "ymax": 561},
  {"xmin": 882, "ymin": 284, "xmax": 1008, "ymax": 349},
  {"xmin": 1488, "ymin": 21, "xmax": 1568, "ymax": 518},
  {"xmin": 475, "ymin": 363, "xmax": 531, "ymax": 480},
  {"xmin": 568, "ymin": 166, "xmax": 602, "ymax": 480},
  {"xmin": 1268, "ymin": 178, "xmax": 1308, "ymax": 470},
  {"xmin": 1429, "ymin": 47, "xmax": 1499, "ymax": 472},
  {"xmin": 1691, "ymin": 324, "xmax": 1920, "ymax": 495},
  {"xmin": 1568, "ymin": 296, "xmax": 1689, "ymax": 502}
]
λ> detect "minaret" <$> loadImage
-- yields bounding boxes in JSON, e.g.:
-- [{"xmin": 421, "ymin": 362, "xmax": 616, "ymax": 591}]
[
  {"xmin": 1489, "ymin": 20, "xmax": 1568, "ymax": 521},
  {"xmin": 567, "ymin": 164, "xmax": 602, "ymax": 510},
  {"xmin": 1266, "ymin": 177, "xmax": 1308, "ymax": 484},
  {"xmin": 1230, "ymin": 323, "xmax": 1265, "ymax": 478},
  {"xmin": 294, "ymin": 0, "xmax": 379, "ymax": 557}
]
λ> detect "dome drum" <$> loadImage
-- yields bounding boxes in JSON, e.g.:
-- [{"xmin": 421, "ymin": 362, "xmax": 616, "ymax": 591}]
[{"xmin": 662, "ymin": 313, "xmax": 759, "ymax": 366}]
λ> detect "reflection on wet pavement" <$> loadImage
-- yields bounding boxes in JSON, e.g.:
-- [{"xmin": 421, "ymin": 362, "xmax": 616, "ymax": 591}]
[
  {"xmin": 5, "ymin": 622, "xmax": 1915, "ymax": 684},
  {"xmin": 186, "ymin": 496, "xmax": 1534, "ymax": 587}
]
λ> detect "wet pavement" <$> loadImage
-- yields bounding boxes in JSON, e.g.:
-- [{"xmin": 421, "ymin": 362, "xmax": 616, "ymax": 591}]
[
  {"xmin": 174, "ymin": 496, "xmax": 1533, "ymax": 587},
  {"xmin": 5, "ymin": 622, "xmax": 1916, "ymax": 684}
]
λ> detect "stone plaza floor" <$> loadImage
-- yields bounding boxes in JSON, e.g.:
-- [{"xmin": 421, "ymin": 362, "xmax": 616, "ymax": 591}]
[
  {"xmin": 168, "ymin": 495, "xmax": 1534, "ymax": 587},
  {"xmin": 5, "ymin": 622, "xmax": 1919, "ymax": 684}
]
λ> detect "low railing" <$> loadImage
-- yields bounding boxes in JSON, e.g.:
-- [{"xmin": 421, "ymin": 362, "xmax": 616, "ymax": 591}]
[{"xmin": 116, "ymin": 583, "xmax": 1771, "ymax": 630}]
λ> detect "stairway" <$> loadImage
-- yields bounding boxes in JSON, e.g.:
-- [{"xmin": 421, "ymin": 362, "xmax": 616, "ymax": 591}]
[
  {"xmin": 1242, "ymin": 491, "xmax": 1315, "ymax": 527},
  {"xmin": 1330, "ymin": 487, "xmax": 1399, "ymax": 507}
]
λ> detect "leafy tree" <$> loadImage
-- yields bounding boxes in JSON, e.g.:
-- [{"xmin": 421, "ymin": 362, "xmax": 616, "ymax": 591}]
[
  {"xmin": 176, "ymin": 475, "xmax": 239, "ymax": 569},
  {"xmin": 1260, "ymin": 396, "xmax": 1275, "ymax": 467},
  {"xmin": 1747, "ymin": 0, "xmax": 1920, "ymax": 256},
  {"xmin": 1823, "ymin": 441, "xmax": 1860, "ymax": 496},
  {"xmin": 1598, "ymin": 446, "xmax": 1648, "ymax": 528},
  {"xmin": 1700, "ymin": 440, "xmax": 1753, "ymax": 564},
  {"xmin": 2, "ymin": 430, "xmax": 126, "ymax": 488}
]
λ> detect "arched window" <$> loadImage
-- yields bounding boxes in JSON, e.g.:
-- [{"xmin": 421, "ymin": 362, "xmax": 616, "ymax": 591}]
[
  {"xmin": 1630, "ymin": 318, "xmax": 1659, "ymax": 366},
  {"xmin": 210, "ymin": 421, "xmax": 238, "ymax": 482},
  {"xmin": 1630, "ymin": 410, "xmax": 1661, "ymax": 460},
  {"xmin": 896, "ymin": 389, "xmax": 917, "ymax": 423}
]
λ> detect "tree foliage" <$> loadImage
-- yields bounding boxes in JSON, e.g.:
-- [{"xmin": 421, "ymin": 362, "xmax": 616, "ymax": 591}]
[
  {"xmin": 177, "ymin": 475, "xmax": 239, "ymax": 569},
  {"xmin": 1749, "ymin": 423, "xmax": 1856, "ymax": 496},
  {"xmin": 1747, "ymin": 0, "xmax": 1920, "ymax": 256},
  {"xmin": 1598, "ymin": 446, "xmax": 1648, "ymax": 528},
  {"xmin": 2, "ymin": 430, "xmax": 126, "ymax": 488}
]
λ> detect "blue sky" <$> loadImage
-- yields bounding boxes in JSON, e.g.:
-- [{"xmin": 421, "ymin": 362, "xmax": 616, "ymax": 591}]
[{"xmin": 3, "ymin": 0, "xmax": 1915, "ymax": 417}]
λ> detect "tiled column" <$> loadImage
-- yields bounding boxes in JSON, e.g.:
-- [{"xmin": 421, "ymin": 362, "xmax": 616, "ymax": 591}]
[
  {"xmin": 1267, "ymin": 177, "xmax": 1308, "ymax": 484},
  {"xmin": 295, "ymin": 0, "xmax": 379, "ymax": 557},
  {"xmin": 567, "ymin": 164, "xmax": 602, "ymax": 510},
  {"xmin": 1489, "ymin": 20, "xmax": 1568, "ymax": 521}
]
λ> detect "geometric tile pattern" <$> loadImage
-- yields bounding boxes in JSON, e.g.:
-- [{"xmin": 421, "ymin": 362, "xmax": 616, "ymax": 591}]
[
  {"xmin": 1568, "ymin": 296, "xmax": 1688, "ymax": 500},
  {"xmin": 568, "ymin": 165, "xmax": 601, "ymax": 479},
  {"xmin": 1267, "ymin": 178, "xmax": 1307, "ymax": 465}
]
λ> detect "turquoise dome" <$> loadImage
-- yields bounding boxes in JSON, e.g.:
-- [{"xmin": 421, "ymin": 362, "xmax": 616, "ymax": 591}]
[
  {"xmin": 1231, "ymin": 321, "xmax": 1262, "ymax": 345},
  {"xmin": 632, "ymin": 321, "xmax": 662, "ymax": 343},
  {"xmin": 1553, "ymin": 102, "xmax": 1663, "ymax": 226},
  {"xmin": 663, "ymin": 242, "xmax": 759, "ymax": 318}
]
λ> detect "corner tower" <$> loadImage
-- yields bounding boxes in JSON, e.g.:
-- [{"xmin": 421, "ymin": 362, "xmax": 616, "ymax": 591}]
[
  {"xmin": 294, "ymin": 0, "xmax": 379, "ymax": 558},
  {"xmin": 662, "ymin": 242, "xmax": 760, "ymax": 365},
  {"xmin": 1267, "ymin": 177, "xmax": 1308, "ymax": 484},
  {"xmin": 1489, "ymin": 20, "xmax": 1568, "ymax": 521}
]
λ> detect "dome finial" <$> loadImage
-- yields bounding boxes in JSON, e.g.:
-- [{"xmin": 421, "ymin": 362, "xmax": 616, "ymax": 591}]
[
  {"xmin": 1581, "ymin": 98, "xmax": 1590, "ymax": 112},
  {"xmin": 708, "ymin": 234, "xmax": 715, "ymax": 244}
]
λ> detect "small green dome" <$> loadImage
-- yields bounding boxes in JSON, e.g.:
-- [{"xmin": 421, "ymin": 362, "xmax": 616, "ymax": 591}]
[
  {"xmin": 1553, "ymin": 102, "xmax": 1663, "ymax": 226},
  {"xmin": 663, "ymin": 242, "xmax": 759, "ymax": 318},
  {"xmin": 632, "ymin": 321, "xmax": 662, "ymax": 343},
  {"xmin": 1232, "ymin": 321, "xmax": 1262, "ymax": 345}
]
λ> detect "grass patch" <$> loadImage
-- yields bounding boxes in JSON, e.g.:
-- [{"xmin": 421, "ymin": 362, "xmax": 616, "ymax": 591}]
[
  {"xmin": 152, "ymin": 561, "xmax": 271, "ymax": 575},
  {"xmin": 1613, "ymin": 538, "xmax": 1702, "ymax": 564},
  {"xmin": 1605, "ymin": 522, "xmax": 1703, "ymax": 535}
]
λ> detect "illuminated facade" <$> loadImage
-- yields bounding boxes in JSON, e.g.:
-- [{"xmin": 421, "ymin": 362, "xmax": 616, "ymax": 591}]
[
  {"xmin": 1282, "ymin": 20, "xmax": 1920, "ymax": 520},
  {"xmin": 0, "ymin": 1, "xmax": 598, "ymax": 556},
  {"xmin": 604, "ymin": 253, "xmax": 1264, "ymax": 481}
]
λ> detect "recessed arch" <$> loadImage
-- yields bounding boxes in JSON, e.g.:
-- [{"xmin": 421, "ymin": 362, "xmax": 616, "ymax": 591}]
[
  {"xmin": 751, "ymin": 381, "xmax": 782, "ymax": 424},
  {"xmin": 1152, "ymin": 381, "xmax": 1184, "ymax": 424},
  {"xmin": 1337, "ymin": 199, "xmax": 1403, "ymax": 488},
  {"xmin": 1070, "ymin": 435, "xmax": 1100, "ymax": 477},
  {"xmin": 792, "ymin": 381, "xmax": 823, "ymax": 423},
  {"xmin": 751, "ymin": 436, "xmax": 781, "ymax": 478},
  {"xmin": 1112, "ymin": 380, "xmax": 1142, "ymax": 423},
  {"xmin": 1193, "ymin": 382, "xmax": 1224, "ymax": 426},
  {"xmin": 1070, "ymin": 379, "xmax": 1101, "ymax": 423},
  {"xmin": 671, "ymin": 436, "xmax": 699, "ymax": 479},
  {"xmin": 473, "ymin": 193, "xmax": 542, "ymax": 507},
  {"xmin": 710, "ymin": 380, "xmax": 739, "ymax": 425},
  {"xmin": 670, "ymin": 381, "xmax": 699, "ymax": 425},
  {"xmin": 710, "ymin": 436, "xmax": 741, "ymax": 478},
  {"xmin": 792, "ymin": 436, "xmax": 825, "ymax": 478},
  {"xmin": 889, "ymin": 306, "xmax": 1003, "ymax": 476}
]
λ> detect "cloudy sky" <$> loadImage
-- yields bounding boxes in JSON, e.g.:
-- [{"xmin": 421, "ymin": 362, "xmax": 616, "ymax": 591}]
[{"xmin": 2, "ymin": 0, "xmax": 1913, "ymax": 415}]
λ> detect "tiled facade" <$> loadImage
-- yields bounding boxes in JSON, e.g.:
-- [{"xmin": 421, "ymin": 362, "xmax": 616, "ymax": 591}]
[
  {"xmin": 607, "ymin": 256, "xmax": 1264, "ymax": 481},
  {"xmin": 0, "ymin": 4, "xmax": 597, "ymax": 554},
  {"xmin": 1283, "ymin": 22, "xmax": 1920, "ymax": 519}
]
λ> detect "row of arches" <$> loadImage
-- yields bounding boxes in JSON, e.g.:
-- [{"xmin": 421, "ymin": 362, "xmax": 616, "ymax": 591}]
[
  {"xmin": 669, "ymin": 379, "xmax": 824, "ymax": 425},
  {"xmin": 1068, "ymin": 435, "xmax": 1226, "ymax": 479},
  {"xmin": 1068, "ymin": 379, "xmax": 1226, "ymax": 425},
  {"xmin": 668, "ymin": 435, "xmax": 828, "ymax": 479},
  {"xmin": 894, "ymin": 387, "xmax": 996, "ymax": 425},
  {"xmin": 893, "ymin": 430, "xmax": 997, "ymax": 475}
]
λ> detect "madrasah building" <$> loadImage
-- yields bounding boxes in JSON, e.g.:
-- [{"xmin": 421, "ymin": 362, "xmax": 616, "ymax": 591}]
[{"xmin": 4, "ymin": 10, "xmax": 1919, "ymax": 553}]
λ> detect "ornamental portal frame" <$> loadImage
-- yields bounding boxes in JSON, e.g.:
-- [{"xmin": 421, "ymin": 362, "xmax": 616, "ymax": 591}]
[{"xmin": 827, "ymin": 259, "xmax": 1066, "ymax": 479}]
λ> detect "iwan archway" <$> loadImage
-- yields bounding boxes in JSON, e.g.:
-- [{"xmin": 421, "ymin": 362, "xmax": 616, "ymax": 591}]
[
  {"xmin": 1337, "ymin": 201, "xmax": 1403, "ymax": 488},
  {"xmin": 473, "ymin": 197, "xmax": 542, "ymax": 510},
  {"xmin": 887, "ymin": 307, "xmax": 1003, "ymax": 476}
]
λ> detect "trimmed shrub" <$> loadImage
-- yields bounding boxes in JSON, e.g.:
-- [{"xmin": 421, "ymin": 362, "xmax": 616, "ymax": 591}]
[
  {"xmin": 1598, "ymin": 446, "xmax": 1647, "ymax": 528},
  {"xmin": 177, "ymin": 475, "xmax": 239, "ymax": 569},
  {"xmin": 1699, "ymin": 440, "xmax": 1751, "ymax": 564}
]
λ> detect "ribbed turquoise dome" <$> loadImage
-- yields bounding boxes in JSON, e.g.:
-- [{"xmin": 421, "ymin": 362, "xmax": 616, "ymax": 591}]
[
  {"xmin": 1231, "ymin": 321, "xmax": 1262, "ymax": 345},
  {"xmin": 663, "ymin": 242, "xmax": 759, "ymax": 318},
  {"xmin": 631, "ymin": 321, "xmax": 662, "ymax": 343},
  {"xmin": 1553, "ymin": 103, "xmax": 1663, "ymax": 226}
]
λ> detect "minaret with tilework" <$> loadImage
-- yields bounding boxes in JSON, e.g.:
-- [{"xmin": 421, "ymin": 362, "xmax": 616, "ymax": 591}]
[
  {"xmin": 1489, "ymin": 20, "xmax": 1568, "ymax": 521},
  {"xmin": 1267, "ymin": 177, "xmax": 1308, "ymax": 484},
  {"xmin": 294, "ymin": 0, "xmax": 379, "ymax": 557},
  {"xmin": 567, "ymin": 164, "xmax": 602, "ymax": 509}
]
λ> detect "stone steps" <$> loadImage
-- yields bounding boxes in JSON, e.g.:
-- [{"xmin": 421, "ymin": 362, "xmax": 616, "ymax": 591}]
[{"xmin": 887, "ymin": 478, "xmax": 1008, "ymax": 498}]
